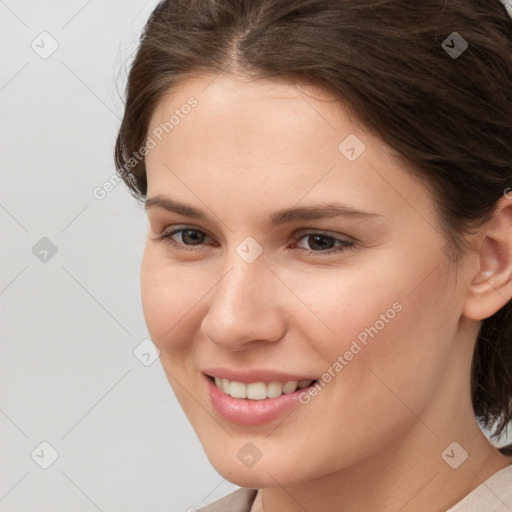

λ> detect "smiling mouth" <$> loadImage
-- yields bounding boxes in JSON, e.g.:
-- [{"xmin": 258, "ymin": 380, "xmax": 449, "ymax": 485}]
[{"xmin": 206, "ymin": 374, "xmax": 319, "ymax": 400}]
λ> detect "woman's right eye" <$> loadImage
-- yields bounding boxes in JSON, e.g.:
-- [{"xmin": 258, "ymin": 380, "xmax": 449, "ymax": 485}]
[{"xmin": 155, "ymin": 227, "xmax": 214, "ymax": 251}]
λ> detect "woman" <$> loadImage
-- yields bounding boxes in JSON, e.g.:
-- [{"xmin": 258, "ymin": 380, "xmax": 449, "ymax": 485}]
[{"xmin": 114, "ymin": 1, "xmax": 512, "ymax": 510}]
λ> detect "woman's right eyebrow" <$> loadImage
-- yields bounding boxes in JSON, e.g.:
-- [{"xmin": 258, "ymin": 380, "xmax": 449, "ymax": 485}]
[
  {"xmin": 145, "ymin": 194, "xmax": 205, "ymax": 219},
  {"xmin": 144, "ymin": 194, "xmax": 383, "ymax": 227}
]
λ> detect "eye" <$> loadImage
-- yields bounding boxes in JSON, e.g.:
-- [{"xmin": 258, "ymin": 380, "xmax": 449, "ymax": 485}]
[
  {"xmin": 154, "ymin": 226, "xmax": 354, "ymax": 256},
  {"xmin": 155, "ymin": 227, "xmax": 215, "ymax": 252},
  {"xmin": 294, "ymin": 232, "xmax": 354, "ymax": 255}
]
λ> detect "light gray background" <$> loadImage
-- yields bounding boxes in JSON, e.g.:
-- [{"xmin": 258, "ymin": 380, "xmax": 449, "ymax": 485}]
[
  {"xmin": 0, "ymin": 2, "xmax": 511, "ymax": 512},
  {"xmin": 0, "ymin": 1, "xmax": 240, "ymax": 511}
]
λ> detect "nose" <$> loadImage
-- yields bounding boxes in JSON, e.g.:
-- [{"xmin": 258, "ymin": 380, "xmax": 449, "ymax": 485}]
[{"xmin": 200, "ymin": 249, "xmax": 288, "ymax": 351}]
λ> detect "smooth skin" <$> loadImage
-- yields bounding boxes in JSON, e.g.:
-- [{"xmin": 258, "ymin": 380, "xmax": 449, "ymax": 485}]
[{"xmin": 141, "ymin": 72, "xmax": 512, "ymax": 512}]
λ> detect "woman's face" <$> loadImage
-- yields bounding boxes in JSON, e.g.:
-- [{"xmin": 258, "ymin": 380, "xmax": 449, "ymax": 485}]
[{"xmin": 141, "ymin": 73, "xmax": 474, "ymax": 487}]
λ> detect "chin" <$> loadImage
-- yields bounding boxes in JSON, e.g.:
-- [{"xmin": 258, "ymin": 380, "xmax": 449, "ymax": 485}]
[
  {"xmin": 213, "ymin": 464, "xmax": 290, "ymax": 489},
  {"xmin": 203, "ymin": 446, "xmax": 314, "ymax": 489}
]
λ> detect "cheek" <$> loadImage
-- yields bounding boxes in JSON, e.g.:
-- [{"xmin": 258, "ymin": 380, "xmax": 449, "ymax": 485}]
[
  {"xmin": 296, "ymin": 263, "xmax": 454, "ymax": 397},
  {"xmin": 140, "ymin": 247, "xmax": 208, "ymax": 350},
  {"xmin": 330, "ymin": 270, "xmax": 457, "ymax": 419},
  {"xmin": 286, "ymin": 267, "xmax": 404, "ymax": 353}
]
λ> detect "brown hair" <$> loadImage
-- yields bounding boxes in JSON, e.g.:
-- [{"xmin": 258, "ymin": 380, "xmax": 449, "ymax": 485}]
[{"xmin": 114, "ymin": 0, "xmax": 512, "ymax": 443}]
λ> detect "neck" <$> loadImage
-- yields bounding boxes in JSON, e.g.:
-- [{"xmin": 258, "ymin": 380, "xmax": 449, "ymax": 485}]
[{"xmin": 253, "ymin": 430, "xmax": 511, "ymax": 512}]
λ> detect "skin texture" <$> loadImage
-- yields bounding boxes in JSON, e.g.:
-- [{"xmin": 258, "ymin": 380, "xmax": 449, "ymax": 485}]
[{"xmin": 141, "ymin": 73, "xmax": 512, "ymax": 512}]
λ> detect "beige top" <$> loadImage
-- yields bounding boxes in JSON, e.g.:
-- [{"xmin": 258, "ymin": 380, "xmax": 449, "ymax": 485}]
[
  {"xmin": 197, "ymin": 488, "xmax": 257, "ymax": 512},
  {"xmin": 198, "ymin": 452, "xmax": 512, "ymax": 512}
]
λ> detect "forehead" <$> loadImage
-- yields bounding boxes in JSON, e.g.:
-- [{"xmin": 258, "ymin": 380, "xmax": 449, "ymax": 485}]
[
  {"xmin": 146, "ymin": 73, "xmax": 397, "ymax": 168},
  {"xmin": 144, "ymin": 73, "xmax": 433, "ymax": 228},
  {"xmin": 150, "ymin": 73, "xmax": 339, "ymax": 118},
  {"xmin": 147, "ymin": 74, "xmax": 342, "ymax": 151}
]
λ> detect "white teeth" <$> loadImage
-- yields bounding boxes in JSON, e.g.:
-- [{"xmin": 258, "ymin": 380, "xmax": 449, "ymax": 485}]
[
  {"xmin": 282, "ymin": 381, "xmax": 298, "ymax": 394},
  {"xmin": 266, "ymin": 381, "xmax": 284, "ymax": 398},
  {"xmin": 247, "ymin": 382, "xmax": 267, "ymax": 400},
  {"xmin": 213, "ymin": 377, "xmax": 314, "ymax": 400},
  {"xmin": 229, "ymin": 381, "xmax": 248, "ymax": 399}
]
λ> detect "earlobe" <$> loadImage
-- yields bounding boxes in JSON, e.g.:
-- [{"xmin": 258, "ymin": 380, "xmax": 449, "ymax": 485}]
[{"xmin": 463, "ymin": 198, "xmax": 512, "ymax": 321}]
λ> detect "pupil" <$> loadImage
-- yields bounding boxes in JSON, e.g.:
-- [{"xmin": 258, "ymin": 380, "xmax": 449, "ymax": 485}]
[
  {"xmin": 184, "ymin": 230, "xmax": 203, "ymax": 244},
  {"xmin": 309, "ymin": 235, "xmax": 333, "ymax": 251}
]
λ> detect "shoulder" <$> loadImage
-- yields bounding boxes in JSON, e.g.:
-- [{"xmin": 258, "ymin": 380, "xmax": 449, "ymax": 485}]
[
  {"xmin": 196, "ymin": 488, "xmax": 258, "ymax": 512},
  {"xmin": 447, "ymin": 462, "xmax": 512, "ymax": 512}
]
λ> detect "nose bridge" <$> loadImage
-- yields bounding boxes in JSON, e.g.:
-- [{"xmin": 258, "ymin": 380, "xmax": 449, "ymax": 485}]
[
  {"xmin": 201, "ymin": 244, "xmax": 286, "ymax": 348},
  {"xmin": 214, "ymin": 248, "xmax": 269, "ymax": 315}
]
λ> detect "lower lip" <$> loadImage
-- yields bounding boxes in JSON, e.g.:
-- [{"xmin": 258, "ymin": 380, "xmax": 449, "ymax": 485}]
[{"xmin": 204, "ymin": 373, "xmax": 316, "ymax": 426}]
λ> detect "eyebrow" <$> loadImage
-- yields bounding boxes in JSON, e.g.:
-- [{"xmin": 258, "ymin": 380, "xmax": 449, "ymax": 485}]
[{"xmin": 144, "ymin": 194, "xmax": 382, "ymax": 227}]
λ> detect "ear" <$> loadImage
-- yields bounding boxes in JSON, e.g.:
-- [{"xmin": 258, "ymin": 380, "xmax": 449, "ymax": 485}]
[{"xmin": 463, "ymin": 196, "xmax": 512, "ymax": 321}]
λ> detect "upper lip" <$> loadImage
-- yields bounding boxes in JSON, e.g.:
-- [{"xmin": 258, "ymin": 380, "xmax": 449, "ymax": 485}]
[{"xmin": 203, "ymin": 367, "xmax": 318, "ymax": 384}]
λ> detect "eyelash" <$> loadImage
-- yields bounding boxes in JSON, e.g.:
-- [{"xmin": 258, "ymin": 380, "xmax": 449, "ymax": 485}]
[{"xmin": 154, "ymin": 227, "xmax": 354, "ymax": 256}]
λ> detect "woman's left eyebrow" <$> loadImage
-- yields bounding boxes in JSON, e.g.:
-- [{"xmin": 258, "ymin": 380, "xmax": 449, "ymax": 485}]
[
  {"xmin": 269, "ymin": 203, "xmax": 382, "ymax": 227},
  {"xmin": 144, "ymin": 194, "xmax": 382, "ymax": 227}
]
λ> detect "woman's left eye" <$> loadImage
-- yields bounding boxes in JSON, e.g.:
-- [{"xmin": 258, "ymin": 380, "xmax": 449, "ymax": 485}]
[
  {"xmin": 155, "ymin": 227, "xmax": 354, "ymax": 255},
  {"xmin": 294, "ymin": 232, "xmax": 354, "ymax": 255}
]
